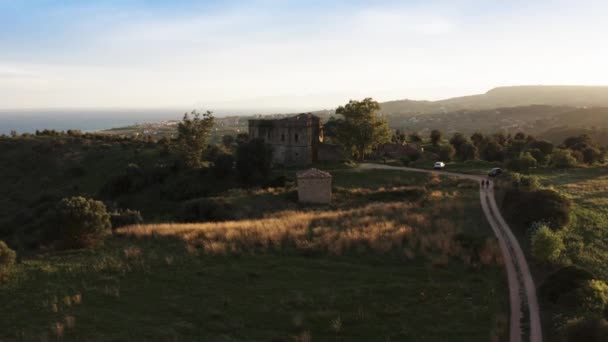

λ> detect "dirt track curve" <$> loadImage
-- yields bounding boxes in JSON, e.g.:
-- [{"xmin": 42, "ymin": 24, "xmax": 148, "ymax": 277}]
[{"xmin": 359, "ymin": 163, "xmax": 542, "ymax": 342}]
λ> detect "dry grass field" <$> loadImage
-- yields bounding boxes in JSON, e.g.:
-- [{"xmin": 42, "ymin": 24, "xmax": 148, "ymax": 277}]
[{"xmin": 0, "ymin": 169, "xmax": 509, "ymax": 341}]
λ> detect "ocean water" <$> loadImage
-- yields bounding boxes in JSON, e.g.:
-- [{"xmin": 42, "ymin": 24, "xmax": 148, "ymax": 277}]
[{"xmin": 0, "ymin": 109, "xmax": 190, "ymax": 135}]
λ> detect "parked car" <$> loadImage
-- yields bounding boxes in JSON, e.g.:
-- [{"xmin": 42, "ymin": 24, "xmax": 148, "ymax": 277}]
[
  {"xmin": 488, "ymin": 168, "xmax": 503, "ymax": 177},
  {"xmin": 434, "ymin": 161, "xmax": 445, "ymax": 170}
]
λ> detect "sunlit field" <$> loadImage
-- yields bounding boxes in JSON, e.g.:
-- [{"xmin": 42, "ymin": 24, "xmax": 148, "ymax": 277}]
[{"xmin": 0, "ymin": 170, "xmax": 508, "ymax": 341}]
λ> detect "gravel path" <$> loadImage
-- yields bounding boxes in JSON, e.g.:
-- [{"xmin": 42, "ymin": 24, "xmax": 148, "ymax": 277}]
[{"xmin": 359, "ymin": 163, "xmax": 542, "ymax": 342}]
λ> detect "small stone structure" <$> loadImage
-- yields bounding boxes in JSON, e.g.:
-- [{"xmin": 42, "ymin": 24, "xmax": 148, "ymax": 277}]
[{"xmin": 296, "ymin": 168, "xmax": 332, "ymax": 204}]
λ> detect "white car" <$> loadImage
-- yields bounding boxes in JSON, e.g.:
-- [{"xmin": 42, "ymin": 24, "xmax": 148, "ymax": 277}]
[{"xmin": 434, "ymin": 161, "xmax": 445, "ymax": 170}]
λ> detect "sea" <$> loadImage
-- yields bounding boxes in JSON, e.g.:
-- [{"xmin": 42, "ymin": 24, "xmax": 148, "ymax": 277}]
[{"xmin": 0, "ymin": 109, "xmax": 206, "ymax": 135}]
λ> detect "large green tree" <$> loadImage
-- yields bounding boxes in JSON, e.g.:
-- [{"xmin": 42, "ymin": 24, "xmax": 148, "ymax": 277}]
[
  {"xmin": 430, "ymin": 129, "xmax": 442, "ymax": 146},
  {"xmin": 177, "ymin": 110, "xmax": 215, "ymax": 168},
  {"xmin": 335, "ymin": 98, "xmax": 391, "ymax": 160}
]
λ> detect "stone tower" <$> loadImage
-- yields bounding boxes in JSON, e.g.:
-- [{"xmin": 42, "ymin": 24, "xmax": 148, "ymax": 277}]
[{"xmin": 248, "ymin": 114, "xmax": 322, "ymax": 166}]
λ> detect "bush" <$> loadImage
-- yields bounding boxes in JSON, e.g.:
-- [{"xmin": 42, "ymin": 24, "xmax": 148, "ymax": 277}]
[
  {"xmin": 179, "ymin": 198, "xmax": 235, "ymax": 222},
  {"xmin": 100, "ymin": 163, "xmax": 147, "ymax": 197},
  {"xmin": 236, "ymin": 139, "xmax": 273, "ymax": 185},
  {"xmin": 0, "ymin": 240, "xmax": 16, "ymax": 280},
  {"xmin": 506, "ymin": 173, "xmax": 541, "ymax": 190},
  {"xmin": 539, "ymin": 265, "xmax": 596, "ymax": 304},
  {"xmin": 501, "ymin": 188, "xmax": 571, "ymax": 232},
  {"xmin": 264, "ymin": 175, "xmax": 287, "ymax": 188},
  {"xmin": 110, "ymin": 209, "xmax": 143, "ymax": 229},
  {"xmin": 551, "ymin": 149, "xmax": 578, "ymax": 168},
  {"xmin": 212, "ymin": 153, "xmax": 235, "ymax": 178},
  {"xmin": 531, "ymin": 225, "xmax": 564, "ymax": 264},
  {"xmin": 565, "ymin": 317, "xmax": 608, "ymax": 342},
  {"xmin": 54, "ymin": 197, "xmax": 111, "ymax": 248},
  {"xmin": 506, "ymin": 152, "xmax": 537, "ymax": 172},
  {"xmin": 583, "ymin": 147, "xmax": 602, "ymax": 165},
  {"xmin": 576, "ymin": 280, "xmax": 608, "ymax": 316}
]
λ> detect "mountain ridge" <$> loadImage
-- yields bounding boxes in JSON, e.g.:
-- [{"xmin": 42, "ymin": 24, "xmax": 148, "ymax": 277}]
[{"xmin": 379, "ymin": 85, "xmax": 608, "ymax": 115}]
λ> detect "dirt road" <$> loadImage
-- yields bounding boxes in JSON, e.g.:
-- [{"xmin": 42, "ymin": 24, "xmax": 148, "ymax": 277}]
[{"xmin": 359, "ymin": 163, "xmax": 542, "ymax": 342}]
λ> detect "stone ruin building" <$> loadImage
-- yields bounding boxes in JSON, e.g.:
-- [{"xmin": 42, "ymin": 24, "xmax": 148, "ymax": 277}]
[{"xmin": 248, "ymin": 113, "xmax": 323, "ymax": 166}]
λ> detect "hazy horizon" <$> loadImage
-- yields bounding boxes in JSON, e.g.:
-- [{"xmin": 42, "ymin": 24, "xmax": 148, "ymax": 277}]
[{"xmin": 2, "ymin": 0, "xmax": 608, "ymax": 111}]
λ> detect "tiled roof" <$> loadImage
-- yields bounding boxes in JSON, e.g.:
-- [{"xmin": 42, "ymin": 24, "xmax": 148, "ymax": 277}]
[{"xmin": 296, "ymin": 168, "xmax": 332, "ymax": 179}]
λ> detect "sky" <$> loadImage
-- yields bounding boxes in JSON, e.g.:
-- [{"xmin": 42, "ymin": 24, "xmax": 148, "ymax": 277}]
[{"xmin": 1, "ymin": 0, "xmax": 607, "ymax": 112}]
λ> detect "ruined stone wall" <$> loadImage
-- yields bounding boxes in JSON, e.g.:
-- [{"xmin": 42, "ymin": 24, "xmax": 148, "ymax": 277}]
[{"xmin": 248, "ymin": 115, "xmax": 321, "ymax": 166}]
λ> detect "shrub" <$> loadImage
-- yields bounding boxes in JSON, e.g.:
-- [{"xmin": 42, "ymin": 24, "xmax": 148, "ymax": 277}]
[
  {"xmin": 110, "ymin": 209, "xmax": 143, "ymax": 229},
  {"xmin": 100, "ymin": 163, "xmax": 147, "ymax": 197},
  {"xmin": 54, "ymin": 197, "xmax": 111, "ymax": 248},
  {"xmin": 179, "ymin": 198, "xmax": 235, "ymax": 222},
  {"xmin": 565, "ymin": 317, "xmax": 608, "ymax": 342},
  {"xmin": 531, "ymin": 225, "xmax": 564, "ymax": 264},
  {"xmin": 212, "ymin": 153, "xmax": 235, "ymax": 178},
  {"xmin": 501, "ymin": 188, "xmax": 571, "ymax": 232},
  {"xmin": 0, "ymin": 240, "xmax": 16, "ymax": 280},
  {"xmin": 551, "ymin": 149, "xmax": 578, "ymax": 168},
  {"xmin": 264, "ymin": 175, "xmax": 287, "ymax": 188},
  {"xmin": 506, "ymin": 152, "xmax": 537, "ymax": 172},
  {"xmin": 506, "ymin": 173, "xmax": 541, "ymax": 190},
  {"xmin": 236, "ymin": 139, "xmax": 273, "ymax": 185},
  {"xmin": 405, "ymin": 148, "xmax": 422, "ymax": 162},
  {"xmin": 576, "ymin": 280, "xmax": 608, "ymax": 316},
  {"xmin": 539, "ymin": 266, "xmax": 595, "ymax": 304},
  {"xmin": 583, "ymin": 147, "xmax": 602, "ymax": 165}
]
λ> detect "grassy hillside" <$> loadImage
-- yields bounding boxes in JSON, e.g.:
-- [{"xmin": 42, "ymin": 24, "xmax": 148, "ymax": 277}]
[
  {"xmin": 387, "ymin": 105, "xmax": 608, "ymax": 139},
  {"xmin": 0, "ymin": 168, "xmax": 509, "ymax": 341},
  {"xmin": 532, "ymin": 167, "xmax": 608, "ymax": 279},
  {"xmin": 380, "ymin": 86, "xmax": 608, "ymax": 115}
]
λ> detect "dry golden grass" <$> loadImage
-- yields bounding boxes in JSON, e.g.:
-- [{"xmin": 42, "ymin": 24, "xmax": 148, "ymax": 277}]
[{"xmin": 118, "ymin": 201, "xmax": 502, "ymax": 265}]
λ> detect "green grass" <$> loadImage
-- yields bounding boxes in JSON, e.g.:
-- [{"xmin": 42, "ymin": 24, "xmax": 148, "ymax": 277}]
[
  {"xmin": 1, "ymin": 238, "xmax": 506, "ymax": 342},
  {"xmin": 529, "ymin": 167, "xmax": 608, "ymax": 279},
  {"xmin": 0, "ymin": 168, "xmax": 508, "ymax": 341}
]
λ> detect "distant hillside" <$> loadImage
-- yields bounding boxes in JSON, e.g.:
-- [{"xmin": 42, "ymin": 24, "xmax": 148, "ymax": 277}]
[
  {"xmin": 387, "ymin": 105, "xmax": 608, "ymax": 144},
  {"xmin": 380, "ymin": 86, "xmax": 608, "ymax": 115}
]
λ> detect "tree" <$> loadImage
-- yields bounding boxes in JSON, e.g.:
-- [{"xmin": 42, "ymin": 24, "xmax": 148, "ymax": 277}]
[
  {"xmin": 449, "ymin": 133, "xmax": 467, "ymax": 151},
  {"xmin": 551, "ymin": 149, "xmax": 578, "ymax": 168},
  {"xmin": 392, "ymin": 129, "xmax": 406, "ymax": 145},
  {"xmin": 430, "ymin": 130, "xmax": 442, "ymax": 146},
  {"xmin": 458, "ymin": 142, "xmax": 478, "ymax": 161},
  {"xmin": 236, "ymin": 132, "xmax": 249, "ymax": 145},
  {"xmin": 531, "ymin": 225, "xmax": 564, "ymax": 264},
  {"xmin": 221, "ymin": 134, "xmax": 235, "ymax": 147},
  {"xmin": 507, "ymin": 152, "xmax": 537, "ymax": 172},
  {"xmin": 564, "ymin": 134, "xmax": 593, "ymax": 151},
  {"xmin": 54, "ymin": 197, "xmax": 111, "ymax": 248},
  {"xmin": 480, "ymin": 141, "xmax": 505, "ymax": 162},
  {"xmin": 335, "ymin": 98, "xmax": 391, "ymax": 160},
  {"xmin": 529, "ymin": 140, "xmax": 554, "ymax": 156},
  {"xmin": 408, "ymin": 132, "xmax": 422, "ymax": 143},
  {"xmin": 439, "ymin": 144, "xmax": 455, "ymax": 162},
  {"xmin": 323, "ymin": 117, "xmax": 340, "ymax": 143},
  {"xmin": 583, "ymin": 147, "xmax": 602, "ymax": 165},
  {"xmin": 212, "ymin": 153, "xmax": 235, "ymax": 178},
  {"xmin": 177, "ymin": 110, "xmax": 215, "ymax": 168},
  {"xmin": 236, "ymin": 139, "xmax": 273, "ymax": 185},
  {"xmin": 470, "ymin": 132, "xmax": 484, "ymax": 147}
]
